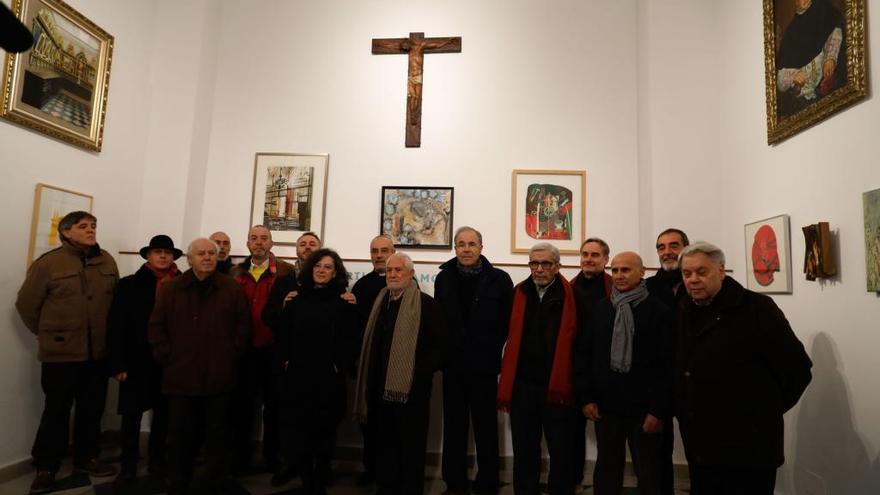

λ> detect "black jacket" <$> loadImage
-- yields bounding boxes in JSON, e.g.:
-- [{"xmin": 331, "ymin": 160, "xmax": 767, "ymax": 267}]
[
  {"xmin": 674, "ymin": 276, "xmax": 812, "ymax": 468},
  {"xmin": 107, "ymin": 264, "xmax": 170, "ymax": 413},
  {"xmin": 433, "ymin": 256, "xmax": 513, "ymax": 376},
  {"xmin": 574, "ymin": 293, "xmax": 672, "ymax": 419}
]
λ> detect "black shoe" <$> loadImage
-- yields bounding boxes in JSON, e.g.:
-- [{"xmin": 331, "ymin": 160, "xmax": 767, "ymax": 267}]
[
  {"xmin": 270, "ymin": 466, "xmax": 297, "ymax": 487},
  {"xmin": 74, "ymin": 458, "xmax": 118, "ymax": 477},
  {"xmin": 357, "ymin": 471, "xmax": 376, "ymax": 486},
  {"xmin": 29, "ymin": 471, "xmax": 55, "ymax": 495},
  {"xmin": 147, "ymin": 460, "xmax": 167, "ymax": 477},
  {"xmin": 115, "ymin": 465, "xmax": 137, "ymax": 485}
]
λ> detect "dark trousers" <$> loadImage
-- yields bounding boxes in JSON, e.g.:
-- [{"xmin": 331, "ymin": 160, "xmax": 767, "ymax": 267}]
[
  {"xmin": 373, "ymin": 398, "xmax": 431, "ymax": 495},
  {"xmin": 167, "ymin": 394, "xmax": 230, "ymax": 495},
  {"xmin": 120, "ymin": 397, "xmax": 169, "ymax": 469},
  {"xmin": 359, "ymin": 421, "xmax": 377, "ymax": 476},
  {"xmin": 441, "ymin": 371, "xmax": 500, "ymax": 493},
  {"xmin": 572, "ymin": 414, "xmax": 587, "ymax": 486},
  {"xmin": 32, "ymin": 360, "xmax": 109, "ymax": 472},
  {"xmin": 593, "ymin": 413, "xmax": 663, "ymax": 495},
  {"xmin": 509, "ymin": 382, "xmax": 576, "ymax": 495},
  {"xmin": 660, "ymin": 419, "xmax": 674, "ymax": 495},
  {"xmin": 689, "ymin": 465, "xmax": 776, "ymax": 495},
  {"xmin": 230, "ymin": 346, "xmax": 281, "ymax": 469}
]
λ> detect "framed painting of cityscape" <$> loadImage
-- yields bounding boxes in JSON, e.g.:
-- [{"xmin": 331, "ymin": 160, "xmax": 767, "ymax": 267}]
[
  {"xmin": 763, "ymin": 0, "xmax": 866, "ymax": 144},
  {"xmin": 251, "ymin": 153, "xmax": 329, "ymax": 244},
  {"xmin": 380, "ymin": 186, "xmax": 453, "ymax": 249},
  {"xmin": 744, "ymin": 214, "xmax": 793, "ymax": 293},
  {"xmin": 511, "ymin": 169, "xmax": 586, "ymax": 254},
  {"xmin": 27, "ymin": 183, "xmax": 92, "ymax": 266},
  {"xmin": 1, "ymin": 0, "xmax": 114, "ymax": 151},
  {"xmin": 863, "ymin": 188, "xmax": 880, "ymax": 292}
]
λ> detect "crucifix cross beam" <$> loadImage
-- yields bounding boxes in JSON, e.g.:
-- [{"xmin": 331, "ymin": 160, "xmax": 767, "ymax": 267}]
[{"xmin": 372, "ymin": 32, "xmax": 462, "ymax": 147}]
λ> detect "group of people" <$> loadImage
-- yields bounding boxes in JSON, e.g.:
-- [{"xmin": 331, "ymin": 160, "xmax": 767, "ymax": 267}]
[{"xmin": 16, "ymin": 210, "xmax": 814, "ymax": 495}]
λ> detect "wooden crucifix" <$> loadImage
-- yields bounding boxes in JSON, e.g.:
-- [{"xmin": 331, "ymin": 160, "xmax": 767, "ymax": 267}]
[{"xmin": 372, "ymin": 32, "xmax": 462, "ymax": 147}]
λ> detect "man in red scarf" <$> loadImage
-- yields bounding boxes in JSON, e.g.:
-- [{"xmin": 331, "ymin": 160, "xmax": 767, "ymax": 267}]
[{"xmin": 498, "ymin": 242, "xmax": 584, "ymax": 495}]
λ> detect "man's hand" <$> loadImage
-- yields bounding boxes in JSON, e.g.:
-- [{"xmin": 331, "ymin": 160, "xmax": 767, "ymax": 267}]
[
  {"xmin": 340, "ymin": 292, "xmax": 357, "ymax": 305},
  {"xmin": 282, "ymin": 290, "xmax": 299, "ymax": 307},
  {"xmin": 583, "ymin": 403, "xmax": 601, "ymax": 421},
  {"xmin": 114, "ymin": 372, "xmax": 128, "ymax": 382},
  {"xmin": 642, "ymin": 414, "xmax": 663, "ymax": 433}
]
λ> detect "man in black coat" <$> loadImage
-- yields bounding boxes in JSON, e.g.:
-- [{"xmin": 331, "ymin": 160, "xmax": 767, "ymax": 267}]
[
  {"xmin": 435, "ymin": 227, "xmax": 513, "ymax": 495},
  {"xmin": 575, "ymin": 252, "xmax": 671, "ymax": 495},
  {"xmin": 644, "ymin": 227, "xmax": 689, "ymax": 495},
  {"xmin": 107, "ymin": 235, "xmax": 182, "ymax": 482},
  {"xmin": 353, "ymin": 253, "xmax": 449, "ymax": 495},
  {"xmin": 676, "ymin": 242, "xmax": 812, "ymax": 495},
  {"xmin": 350, "ymin": 234, "xmax": 395, "ymax": 485}
]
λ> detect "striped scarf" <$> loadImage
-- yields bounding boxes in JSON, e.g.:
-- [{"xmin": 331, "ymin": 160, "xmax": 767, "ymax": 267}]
[{"xmin": 353, "ymin": 281, "xmax": 422, "ymax": 423}]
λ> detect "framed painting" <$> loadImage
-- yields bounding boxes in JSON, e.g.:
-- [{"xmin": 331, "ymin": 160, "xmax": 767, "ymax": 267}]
[
  {"xmin": 1, "ymin": 0, "xmax": 114, "ymax": 152},
  {"xmin": 250, "ymin": 153, "xmax": 329, "ymax": 244},
  {"xmin": 380, "ymin": 186, "xmax": 453, "ymax": 249},
  {"xmin": 744, "ymin": 214, "xmax": 793, "ymax": 293},
  {"xmin": 863, "ymin": 188, "xmax": 880, "ymax": 292},
  {"xmin": 511, "ymin": 169, "xmax": 586, "ymax": 254},
  {"xmin": 27, "ymin": 183, "xmax": 92, "ymax": 265},
  {"xmin": 763, "ymin": 0, "xmax": 866, "ymax": 144}
]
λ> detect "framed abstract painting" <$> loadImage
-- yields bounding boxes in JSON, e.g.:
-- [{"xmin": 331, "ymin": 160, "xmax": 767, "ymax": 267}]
[
  {"xmin": 27, "ymin": 183, "xmax": 92, "ymax": 265},
  {"xmin": 744, "ymin": 214, "xmax": 793, "ymax": 293},
  {"xmin": 250, "ymin": 153, "xmax": 329, "ymax": 244},
  {"xmin": 511, "ymin": 169, "xmax": 586, "ymax": 254},
  {"xmin": 863, "ymin": 188, "xmax": 880, "ymax": 292},
  {"xmin": 380, "ymin": 186, "xmax": 453, "ymax": 249}
]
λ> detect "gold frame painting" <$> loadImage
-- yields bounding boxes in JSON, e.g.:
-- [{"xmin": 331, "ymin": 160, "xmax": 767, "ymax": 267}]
[
  {"xmin": 1, "ymin": 0, "xmax": 114, "ymax": 152},
  {"xmin": 250, "ymin": 152, "xmax": 329, "ymax": 244},
  {"xmin": 511, "ymin": 169, "xmax": 586, "ymax": 255},
  {"xmin": 763, "ymin": 0, "xmax": 866, "ymax": 144},
  {"xmin": 27, "ymin": 183, "xmax": 93, "ymax": 266}
]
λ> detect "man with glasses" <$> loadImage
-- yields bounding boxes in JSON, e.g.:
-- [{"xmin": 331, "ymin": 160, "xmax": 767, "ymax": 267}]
[
  {"xmin": 435, "ymin": 227, "xmax": 513, "ymax": 495},
  {"xmin": 498, "ymin": 243, "xmax": 584, "ymax": 495}
]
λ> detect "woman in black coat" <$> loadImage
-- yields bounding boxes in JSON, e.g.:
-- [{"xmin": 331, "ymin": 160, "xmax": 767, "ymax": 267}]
[
  {"xmin": 276, "ymin": 248, "xmax": 360, "ymax": 495},
  {"xmin": 106, "ymin": 235, "xmax": 182, "ymax": 481}
]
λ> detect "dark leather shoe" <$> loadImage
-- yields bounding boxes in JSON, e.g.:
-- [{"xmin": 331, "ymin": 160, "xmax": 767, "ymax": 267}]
[
  {"xmin": 270, "ymin": 466, "xmax": 297, "ymax": 487},
  {"xmin": 29, "ymin": 471, "xmax": 55, "ymax": 494},
  {"xmin": 357, "ymin": 471, "xmax": 376, "ymax": 486},
  {"xmin": 74, "ymin": 458, "xmax": 118, "ymax": 477}
]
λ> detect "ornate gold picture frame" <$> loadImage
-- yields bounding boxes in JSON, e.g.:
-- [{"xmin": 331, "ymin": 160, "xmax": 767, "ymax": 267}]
[
  {"xmin": 1, "ymin": 0, "xmax": 114, "ymax": 152},
  {"xmin": 763, "ymin": 0, "xmax": 866, "ymax": 145}
]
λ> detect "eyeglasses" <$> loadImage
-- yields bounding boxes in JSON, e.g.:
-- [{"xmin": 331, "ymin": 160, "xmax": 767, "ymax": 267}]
[{"xmin": 528, "ymin": 260, "xmax": 556, "ymax": 270}]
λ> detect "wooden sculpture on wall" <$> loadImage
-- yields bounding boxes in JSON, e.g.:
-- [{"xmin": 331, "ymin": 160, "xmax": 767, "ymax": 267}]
[
  {"xmin": 372, "ymin": 32, "xmax": 461, "ymax": 147},
  {"xmin": 802, "ymin": 221, "xmax": 837, "ymax": 280}
]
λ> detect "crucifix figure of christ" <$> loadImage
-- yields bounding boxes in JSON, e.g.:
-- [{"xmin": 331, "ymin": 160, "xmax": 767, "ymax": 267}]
[{"xmin": 372, "ymin": 32, "xmax": 462, "ymax": 147}]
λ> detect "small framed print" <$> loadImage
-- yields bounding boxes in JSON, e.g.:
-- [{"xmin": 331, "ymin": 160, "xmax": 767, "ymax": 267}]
[
  {"xmin": 744, "ymin": 214, "xmax": 793, "ymax": 293},
  {"xmin": 380, "ymin": 186, "xmax": 454, "ymax": 249},
  {"xmin": 511, "ymin": 169, "xmax": 586, "ymax": 254}
]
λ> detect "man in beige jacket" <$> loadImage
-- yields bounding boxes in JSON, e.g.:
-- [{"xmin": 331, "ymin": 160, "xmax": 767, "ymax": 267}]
[{"xmin": 16, "ymin": 211, "xmax": 119, "ymax": 494}]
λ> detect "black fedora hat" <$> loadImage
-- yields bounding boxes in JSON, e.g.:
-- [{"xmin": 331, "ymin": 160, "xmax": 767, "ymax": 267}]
[{"xmin": 140, "ymin": 235, "xmax": 183, "ymax": 260}]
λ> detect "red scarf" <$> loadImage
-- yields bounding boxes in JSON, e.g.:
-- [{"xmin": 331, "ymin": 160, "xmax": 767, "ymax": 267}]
[
  {"xmin": 497, "ymin": 274, "xmax": 577, "ymax": 411},
  {"xmin": 147, "ymin": 263, "xmax": 180, "ymax": 296}
]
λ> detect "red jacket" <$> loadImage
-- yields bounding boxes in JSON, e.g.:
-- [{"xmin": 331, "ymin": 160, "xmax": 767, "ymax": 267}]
[{"xmin": 234, "ymin": 254, "xmax": 295, "ymax": 347}]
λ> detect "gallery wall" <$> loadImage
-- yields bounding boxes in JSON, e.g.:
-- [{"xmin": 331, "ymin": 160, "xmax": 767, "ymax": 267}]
[{"xmin": 2, "ymin": 1, "xmax": 879, "ymax": 492}]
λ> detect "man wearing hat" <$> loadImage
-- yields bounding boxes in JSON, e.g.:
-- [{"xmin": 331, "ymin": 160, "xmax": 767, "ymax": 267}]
[
  {"xmin": 107, "ymin": 235, "xmax": 182, "ymax": 483},
  {"xmin": 16, "ymin": 211, "xmax": 119, "ymax": 494}
]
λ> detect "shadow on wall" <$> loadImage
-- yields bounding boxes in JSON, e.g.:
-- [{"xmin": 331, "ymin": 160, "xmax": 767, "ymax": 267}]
[
  {"xmin": 7, "ymin": 308, "xmax": 42, "ymax": 413},
  {"xmin": 791, "ymin": 332, "xmax": 880, "ymax": 494}
]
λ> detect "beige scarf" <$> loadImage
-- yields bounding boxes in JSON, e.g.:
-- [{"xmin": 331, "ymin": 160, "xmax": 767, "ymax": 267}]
[{"xmin": 353, "ymin": 281, "xmax": 422, "ymax": 423}]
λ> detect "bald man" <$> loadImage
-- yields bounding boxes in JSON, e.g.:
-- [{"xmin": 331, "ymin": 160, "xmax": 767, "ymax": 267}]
[
  {"xmin": 573, "ymin": 252, "xmax": 672, "ymax": 495},
  {"xmin": 209, "ymin": 231, "xmax": 234, "ymax": 274}
]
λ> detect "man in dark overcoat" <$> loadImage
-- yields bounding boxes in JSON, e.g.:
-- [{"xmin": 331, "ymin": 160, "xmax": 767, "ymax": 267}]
[
  {"xmin": 148, "ymin": 237, "xmax": 251, "ymax": 495},
  {"xmin": 107, "ymin": 234, "xmax": 182, "ymax": 482},
  {"xmin": 675, "ymin": 242, "xmax": 812, "ymax": 494}
]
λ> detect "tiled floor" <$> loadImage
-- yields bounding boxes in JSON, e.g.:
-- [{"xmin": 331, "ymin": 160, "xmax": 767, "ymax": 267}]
[{"xmin": 0, "ymin": 455, "xmax": 690, "ymax": 495}]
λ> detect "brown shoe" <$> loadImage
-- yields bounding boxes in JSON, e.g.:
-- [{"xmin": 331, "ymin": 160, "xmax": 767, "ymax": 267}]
[
  {"xmin": 74, "ymin": 458, "xmax": 118, "ymax": 477},
  {"xmin": 29, "ymin": 471, "xmax": 55, "ymax": 494}
]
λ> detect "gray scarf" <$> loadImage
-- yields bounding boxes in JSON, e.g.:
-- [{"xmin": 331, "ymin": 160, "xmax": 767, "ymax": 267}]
[
  {"xmin": 353, "ymin": 281, "xmax": 422, "ymax": 423},
  {"xmin": 609, "ymin": 280, "xmax": 649, "ymax": 373}
]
